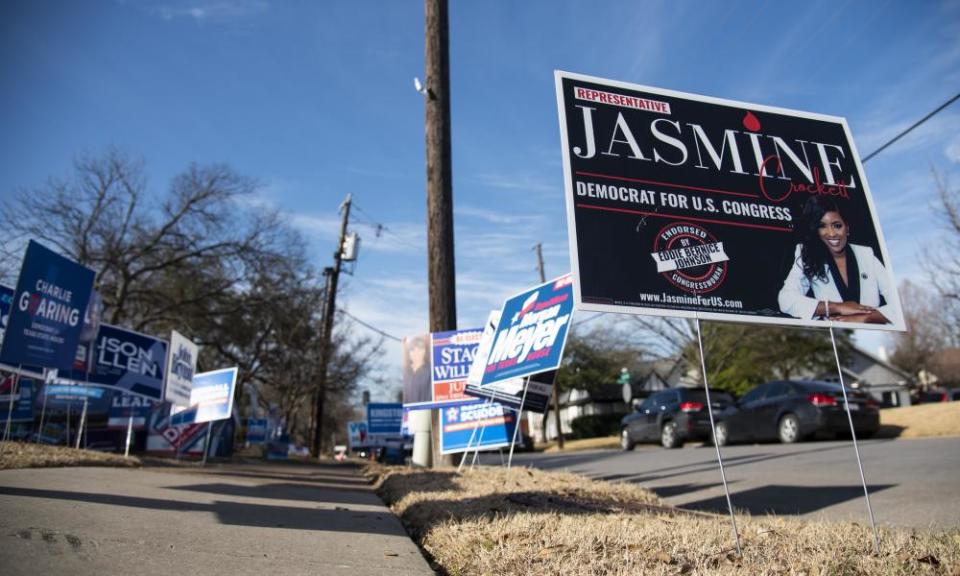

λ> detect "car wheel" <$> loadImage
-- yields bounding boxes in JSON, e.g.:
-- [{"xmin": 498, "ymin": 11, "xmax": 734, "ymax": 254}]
[
  {"xmin": 778, "ymin": 413, "xmax": 801, "ymax": 444},
  {"xmin": 714, "ymin": 421, "xmax": 729, "ymax": 447},
  {"xmin": 661, "ymin": 421, "xmax": 681, "ymax": 449},
  {"xmin": 620, "ymin": 428, "xmax": 635, "ymax": 451}
]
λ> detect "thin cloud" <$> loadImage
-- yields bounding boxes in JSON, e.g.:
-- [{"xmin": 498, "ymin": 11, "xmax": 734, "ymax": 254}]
[
  {"xmin": 474, "ymin": 172, "xmax": 558, "ymax": 196},
  {"xmin": 149, "ymin": 0, "xmax": 267, "ymax": 23},
  {"xmin": 456, "ymin": 205, "xmax": 545, "ymax": 226}
]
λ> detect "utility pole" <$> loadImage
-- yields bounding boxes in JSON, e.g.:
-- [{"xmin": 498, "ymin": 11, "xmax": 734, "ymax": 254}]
[
  {"xmin": 425, "ymin": 0, "xmax": 456, "ymax": 467},
  {"xmin": 312, "ymin": 194, "xmax": 352, "ymax": 457},
  {"xmin": 535, "ymin": 243, "xmax": 564, "ymax": 449}
]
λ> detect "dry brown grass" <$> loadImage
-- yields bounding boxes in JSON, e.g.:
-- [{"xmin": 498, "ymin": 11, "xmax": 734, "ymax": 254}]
[
  {"xmin": 0, "ymin": 441, "xmax": 141, "ymax": 470},
  {"xmin": 880, "ymin": 402, "xmax": 960, "ymax": 439},
  {"xmin": 369, "ymin": 464, "xmax": 960, "ymax": 576}
]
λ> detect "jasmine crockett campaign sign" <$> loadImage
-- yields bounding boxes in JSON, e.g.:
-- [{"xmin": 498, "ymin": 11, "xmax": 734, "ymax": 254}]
[
  {"xmin": 0, "ymin": 241, "xmax": 96, "ymax": 369},
  {"xmin": 555, "ymin": 71, "xmax": 904, "ymax": 331}
]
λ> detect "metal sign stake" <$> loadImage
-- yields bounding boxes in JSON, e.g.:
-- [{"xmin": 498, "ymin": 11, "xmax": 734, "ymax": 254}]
[
  {"xmin": 2, "ymin": 368, "xmax": 22, "ymax": 443},
  {"xmin": 470, "ymin": 419, "xmax": 488, "ymax": 470},
  {"xmin": 506, "ymin": 376, "xmax": 531, "ymax": 469},
  {"xmin": 202, "ymin": 421, "xmax": 212, "ymax": 466},
  {"xmin": 828, "ymin": 321, "xmax": 881, "ymax": 554},
  {"xmin": 124, "ymin": 413, "xmax": 134, "ymax": 458},
  {"xmin": 457, "ymin": 398, "xmax": 492, "ymax": 474},
  {"xmin": 75, "ymin": 397, "xmax": 88, "ymax": 450},
  {"xmin": 37, "ymin": 371, "xmax": 49, "ymax": 445},
  {"xmin": 696, "ymin": 317, "xmax": 742, "ymax": 557}
]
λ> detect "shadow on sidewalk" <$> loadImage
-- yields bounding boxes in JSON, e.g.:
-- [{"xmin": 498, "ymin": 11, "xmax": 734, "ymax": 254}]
[{"xmin": 0, "ymin": 486, "xmax": 402, "ymax": 534}]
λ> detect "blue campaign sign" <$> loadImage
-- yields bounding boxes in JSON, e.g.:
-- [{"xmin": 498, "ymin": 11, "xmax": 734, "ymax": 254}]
[
  {"xmin": 0, "ymin": 377, "xmax": 36, "ymax": 423},
  {"xmin": 480, "ymin": 275, "xmax": 575, "ymax": 386},
  {"xmin": 0, "ymin": 241, "xmax": 96, "ymax": 370},
  {"xmin": 246, "ymin": 418, "xmax": 267, "ymax": 445},
  {"xmin": 62, "ymin": 323, "xmax": 167, "ymax": 400},
  {"xmin": 46, "ymin": 383, "xmax": 107, "ymax": 400},
  {"xmin": 440, "ymin": 401, "xmax": 517, "ymax": 455},
  {"xmin": 367, "ymin": 402, "xmax": 403, "ymax": 435},
  {"xmin": 107, "ymin": 393, "xmax": 155, "ymax": 429},
  {"xmin": 429, "ymin": 328, "xmax": 483, "ymax": 406},
  {"xmin": 0, "ymin": 284, "xmax": 48, "ymax": 379},
  {"xmin": 169, "ymin": 367, "xmax": 238, "ymax": 426},
  {"xmin": 347, "ymin": 421, "xmax": 368, "ymax": 449}
]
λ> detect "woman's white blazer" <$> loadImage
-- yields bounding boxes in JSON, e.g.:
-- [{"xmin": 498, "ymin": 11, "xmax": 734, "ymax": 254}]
[{"xmin": 778, "ymin": 243, "xmax": 900, "ymax": 323}]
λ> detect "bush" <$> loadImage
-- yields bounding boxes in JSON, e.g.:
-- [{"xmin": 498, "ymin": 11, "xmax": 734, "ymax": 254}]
[{"xmin": 569, "ymin": 413, "xmax": 628, "ymax": 439}]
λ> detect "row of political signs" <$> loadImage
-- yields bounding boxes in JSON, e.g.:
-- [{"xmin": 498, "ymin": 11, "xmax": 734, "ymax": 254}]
[
  {"xmin": 399, "ymin": 275, "xmax": 574, "ymax": 454},
  {"xmin": 0, "ymin": 240, "xmax": 239, "ymax": 455}
]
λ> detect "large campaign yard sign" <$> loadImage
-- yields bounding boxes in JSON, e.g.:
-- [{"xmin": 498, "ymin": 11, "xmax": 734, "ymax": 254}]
[
  {"xmin": 464, "ymin": 276, "xmax": 573, "ymax": 412},
  {"xmin": 169, "ymin": 367, "xmax": 238, "ymax": 426},
  {"xmin": 402, "ymin": 329, "xmax": 485, "ymax": 410},
  {"xmin": 108, "ymin": 393, "xmax": 155, "ymax": 429},
  {"xmin": 62, "ymin": 323, "xmax": 167, "ymax": 400},
  {"xmin": 440, "ymin": 401, "xmax": 517, "ymax": 455},
  {"xmin": 0, "ymin": 241, "xmax": 96, "ymax": 369},
  {"xmin": 0, "ymin": 374, "xmax": 35, "ymax": 423},
  {"xmin": 432, "ymin": 329, "xmax": 483, "ymax": 404},
  {"xmin": 0, "ymin": 284, "xmax": 44, "ymax": 378},
  {"xmin": 165, "ymin": 330, "xmax": 197, "ymax": 407},
  {"xmin": 367, "ymin": 403, "xmax": 403, "ymax": 435},
  {"xmin": 555, "ymin": 71, "xmax": 904, "ymax": 331},
  {"xmin": 347, "ymin": 421, "xmax": 368, "ymax": 450}
]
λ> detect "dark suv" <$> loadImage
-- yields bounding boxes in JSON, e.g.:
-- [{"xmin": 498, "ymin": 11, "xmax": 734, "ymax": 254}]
[{"xmin": 620, "ymin": 388, "xmax": 733, "ymax": 450}]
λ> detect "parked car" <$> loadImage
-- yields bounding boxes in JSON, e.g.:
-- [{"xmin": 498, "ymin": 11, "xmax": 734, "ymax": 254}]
[
  {"xmin": 620, "ymin": 388, "xmax": 733, "ymax": 450},
  {"xmin": 917, "ymin": 389, "xmax": 960, "ymax": 403},
  {"xmin": 713, "ymin": 380, "xmax": 879, "ymax": 446}
]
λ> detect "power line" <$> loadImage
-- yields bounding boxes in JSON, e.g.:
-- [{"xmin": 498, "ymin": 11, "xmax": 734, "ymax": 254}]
[
  {"xmin": 338, "ymin": 308, "xmax": 402, "ymax": 342},
  {"xmin": 861, "ymin": 91, "xmax": 960, "ymax": 163},
  {"xmin": 350, "ymin": 201, "xmax": 423, "ymax": 251}
]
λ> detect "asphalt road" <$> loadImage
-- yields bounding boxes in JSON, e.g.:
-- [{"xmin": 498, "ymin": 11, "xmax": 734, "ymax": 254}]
[
  {"xmin": 500, "ymin": 436, "xmax": 960, "ymax": 529},
  {"xmin": 0, "ymin": 461, "xmax": 433, "ymax": 576}
]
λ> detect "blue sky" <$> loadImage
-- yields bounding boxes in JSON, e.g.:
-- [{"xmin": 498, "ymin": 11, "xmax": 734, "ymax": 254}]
[{"xmin": 2, "ymin": 1, "xmax": 959, "ymax": 400}]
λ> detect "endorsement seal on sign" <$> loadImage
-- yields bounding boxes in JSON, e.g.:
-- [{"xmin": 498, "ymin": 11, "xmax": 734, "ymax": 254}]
[{"xmin": 651, "ymin": 222, "xmax": 729, "ymax": 295}]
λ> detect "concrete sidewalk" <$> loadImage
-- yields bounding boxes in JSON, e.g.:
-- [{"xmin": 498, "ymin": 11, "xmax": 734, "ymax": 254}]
[{"xmin": 0, "ymin": 459, "xmax": 435, "ymax": 575}]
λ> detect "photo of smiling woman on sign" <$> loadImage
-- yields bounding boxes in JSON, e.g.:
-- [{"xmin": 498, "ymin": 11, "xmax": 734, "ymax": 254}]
[{"xmin": 778, "ymin": 196, "xmax": 901, "ymax": 325}]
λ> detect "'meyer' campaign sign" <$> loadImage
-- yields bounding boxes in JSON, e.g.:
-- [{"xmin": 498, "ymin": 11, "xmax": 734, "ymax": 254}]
[
  {"xmin": 464, "ymin": 309, "xmax": 558, "ymax": 413},
  {"xmin": 479, "ymin": 275, "xmax": 574, "ymax": 386},
  {"xmin": 555, "ymin": 71, "xmax": 903, "ymax": 331},
  {"xmin": 0, "ymin": 241, "xmax": 96, "ymax": 369}
]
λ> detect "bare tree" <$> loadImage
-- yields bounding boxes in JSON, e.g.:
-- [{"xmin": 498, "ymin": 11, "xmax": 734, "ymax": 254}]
[
  {"xmin": 921, "ymin": 169, "xmax": 960, "ymax": 344},
  {"xmin": 1, "ymin": 148, "xmax": 284, "ymax": 330},
  {"xmin": 2, "ymin": 149, "xmax": 383, "ymax": 451}
]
